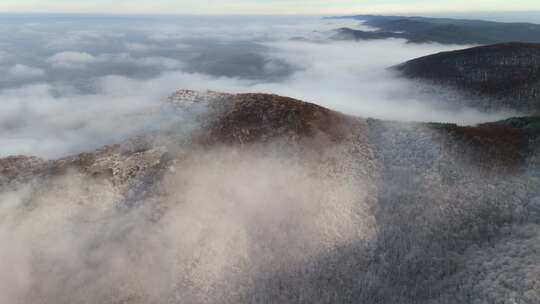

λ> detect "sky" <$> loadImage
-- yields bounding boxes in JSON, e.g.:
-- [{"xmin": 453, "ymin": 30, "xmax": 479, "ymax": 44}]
[{"xmin": 1, "ymin": 0, "xmax": 540, "ymax": 15}]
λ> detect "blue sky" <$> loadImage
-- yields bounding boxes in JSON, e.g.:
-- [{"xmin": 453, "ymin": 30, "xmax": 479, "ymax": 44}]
[{"xmin": 1, "ymin": 0, "xmax": 540, "ymax": 15}]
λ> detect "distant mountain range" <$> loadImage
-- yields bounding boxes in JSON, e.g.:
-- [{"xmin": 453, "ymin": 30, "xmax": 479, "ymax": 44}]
[
  {"xmin": 327, "ymin": 15, "xmax": 540, "ymax": 114},
  {"xmin": 329, "ymin": 15, "xmax": 540, "ymax": 44},
  {"xmin": 394, "ymin": 42, "xmax": 540, "ymax": 113}
]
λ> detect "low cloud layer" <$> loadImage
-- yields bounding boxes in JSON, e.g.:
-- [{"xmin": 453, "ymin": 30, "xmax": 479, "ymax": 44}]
[
  {"xmin": 0, "ymin": 14, "xmax": 538, "ymax": 304},
  {"xmin": 8, "ymin": 64, "xmax": 45, "ymax": 79},
  {"xmin": 0, "ymin": 15, "xmax": 519, "ymax": 158},
  {"xmin": 0, "ymin": 143, "xmax": 376, "ymax": 303},
  {"xmin": 48, "ymin": 51, "xmax": 102, "ymax": 69}
]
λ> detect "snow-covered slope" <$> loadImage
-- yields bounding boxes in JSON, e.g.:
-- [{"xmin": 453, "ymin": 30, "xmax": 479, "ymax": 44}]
[{"xmin": 1, "ymin": 90, "xmax": 539, "ymax": 304}]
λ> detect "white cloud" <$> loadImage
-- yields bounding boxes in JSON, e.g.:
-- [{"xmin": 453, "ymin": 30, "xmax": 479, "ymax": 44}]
[
  {"xmin": 99, "ymin": 53, "xmax": 183, "ymax": 70},
  {"xmin": 0, "ymin": 16, "xmax": 522, "ymax": 159},
  {"xmin": 142, "ymin": 17, "xmax": 368, "ymax": 42},
  {"xmin": 125, "ymin": 42, "xmax": 160, "ymax": 52},
  {"xmin": 107, "ymin": 39, "xmax": 512, "ymax": 125},
  {"xmin": 47, "ymin": 51, "xmax": 101, "ymax": 69},
  {"xmin": 0, "ymin": 15, "xmax": 537, "ymax": 304},
  {"xmin": 137, "ymin": 56, "xmax": 183, "ymax": 69},
  {"xmin": 0, "ymin": 50, "xmax": 9, "ymax": 62},
  {"xmin": 7, "ymin": 64, "xmax": 45, "ymax": 79},
  {"xmin": 0, "ymin": 40, "xmax": 514, "ymax": 158},
  {"xmin": 0, "ymin": 82, "xmax": 168, "ymax": 158},
  {"xmin": 175, "ymin": 43, "xmax": 191, "ymax": 49}
]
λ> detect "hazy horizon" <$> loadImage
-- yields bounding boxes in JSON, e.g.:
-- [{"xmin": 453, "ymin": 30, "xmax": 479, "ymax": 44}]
[
  {"xmin": 2, "ymin": 0, "xmax": 540, "ymax": 16},
  {"xmin": 2, "ymin": 11, "xmax": 540, "ymax": 24}
]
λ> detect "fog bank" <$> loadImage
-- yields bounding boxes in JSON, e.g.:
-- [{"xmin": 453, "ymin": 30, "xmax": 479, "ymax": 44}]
[{"xmin": 0, "ymin": 15, "xmax": 518, "ymax": 157}]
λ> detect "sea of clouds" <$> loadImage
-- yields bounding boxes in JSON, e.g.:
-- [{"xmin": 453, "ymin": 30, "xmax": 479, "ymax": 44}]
[
  {"xmin": 0, "ymin": 14, "xmax": 518, "ymax": 158},
  {"xmin": 1, "ymin": 15, "xmax": 538, "ymax": 304}
]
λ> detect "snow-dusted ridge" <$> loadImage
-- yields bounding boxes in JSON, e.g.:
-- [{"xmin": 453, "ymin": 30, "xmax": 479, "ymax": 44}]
[
  {"xmin": 167, "ymin": 89, "xmax": 232, "ymax": 105},
  {"xmin": 0, "ymin": 90, "xmax": 539, "ymax": 304}
]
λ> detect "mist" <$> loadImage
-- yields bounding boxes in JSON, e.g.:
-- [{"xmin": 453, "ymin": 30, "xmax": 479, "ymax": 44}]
[
  {"xmin": 1, "ymin": 14, "xmax": 539, "ymax": 304},
  {"xmin": 0, "ymin": 15, "xmax": 518, "ymax": 158},
  {"xmin": 0, "ymin": 141, "xmax": 377, "ymax": 303}
]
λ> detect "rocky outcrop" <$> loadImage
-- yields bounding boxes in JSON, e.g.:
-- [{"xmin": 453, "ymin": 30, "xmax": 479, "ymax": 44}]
[{"xmin": 1, "ymin": 90, "xmax": 539, "ymax": 304}]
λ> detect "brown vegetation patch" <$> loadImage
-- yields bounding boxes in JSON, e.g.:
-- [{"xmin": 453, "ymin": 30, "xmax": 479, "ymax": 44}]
[
  {"xmin": 432, "ymin": 122, "xmax": 530, "ymax": 174},
  {"xmin": 203, "ymin": 93, "xmax": 361, "ymax": 146}
]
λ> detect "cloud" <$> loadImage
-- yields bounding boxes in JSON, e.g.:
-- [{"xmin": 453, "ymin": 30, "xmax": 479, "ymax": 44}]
[
  {"xmin": 0, "ymin": 50, "xmax": 9, "ymax": 62},
  {"xmin": 105, "ymin": 39, "xmax": 512, "ymax": 125},
  {"xmin": 245, "ymin": 39, "xmax": 518, "ymax": 123},
  {"xmin": 137, "ymin": 56, "xmax": 183, "ymax": 69},
  {"xmin": 126, "ymin": 42, "xmax": 160, "ymax": 52},
  {"xmin": 0, "ymin": 81, "xmax": 184, "ymax": 158},
  {"xmin": 0, "ymin": 15, "xmax": 538, "ymax": 304},
  {"xmin": 47, "ymin": 51, "xmax": 102, "ymax": 69},
  {"xmin": 175, "ymin": 43, "xmax": 191, "ymax": 49},
  {"xmin": 0, "ymin": 140, "xmax": 376, "ymax": 303},
  {"xmin": 141, "ymin": 17, "xmax": 368, "ymax": 42},
  {"xmin": 0, "ymin": 16, "xmax": 521, "ymax": 160},
  {"xmin": 7, "ymin": 64, "xmax": 45, "ymax": 79}
]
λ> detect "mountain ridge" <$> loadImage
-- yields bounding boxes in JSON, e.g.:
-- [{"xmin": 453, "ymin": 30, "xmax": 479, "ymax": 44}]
[
  {"xmin": 328, "ymin": 15, "xmax": 540, "ymax": 44},
  {"xmin": 2, "ymin": 90, "xmax": 539, "ymax": 303},
  {"xmin": 394, "ymin": 42, "xmax": 540, "ymax": 113}
]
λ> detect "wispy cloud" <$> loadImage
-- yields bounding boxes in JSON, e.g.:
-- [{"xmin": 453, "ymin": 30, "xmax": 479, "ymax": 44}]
[
  {"xmin": 47, "ymin": 51, "xmax": 102, "ymax": 69},
  {"xmin": 7, "ymin": 64, "xmax": 45, "ymax": 79},
  {"xmin": 0, "ymin": 16, "xmax": 518, "ymax": 158}
]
